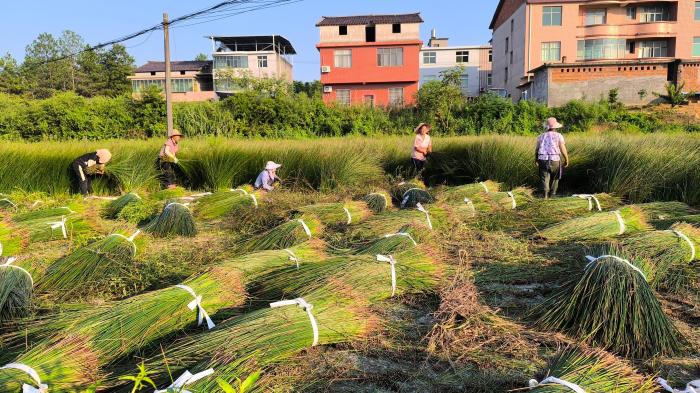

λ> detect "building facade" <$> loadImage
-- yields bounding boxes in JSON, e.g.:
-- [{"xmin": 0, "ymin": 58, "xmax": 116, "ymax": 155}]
[
  {"xmin": 316, "ymin": 13, "xmax": 423, "ymax": 107},
  {"xmin": 210, "ymin": 35, "xmax": 296, "ymax": 95},
  {"xmin": 490, "ymin": 0, "xmax": 700, "ymax": 105},
  {"xmin": 129, "ymin": 61, "xmax": 216, "ymax": 102},
  {"xmin": 419, "ymin": 31, "xmax": 493, "ymax": 96}
]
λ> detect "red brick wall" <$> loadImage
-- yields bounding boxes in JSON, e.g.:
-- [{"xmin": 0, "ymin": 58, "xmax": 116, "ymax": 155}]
[
  {"xmin": 551, "ymin": 64, "xmax": 668, "ymax": 83},
  {"xmin": 680, "ymin": 63, "xmax": 700, "ymax": 92}
]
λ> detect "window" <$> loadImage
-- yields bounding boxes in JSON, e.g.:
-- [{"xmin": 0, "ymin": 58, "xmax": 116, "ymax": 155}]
[
  {"xmin": 639, "ymin": 40, "xmax": 668, "ymax": 58},
  {"xmin": 171, "ymin": 79, "xmax": 194, "ymax": 93},
  {"xmin": 377, "ymin": 48, "xmax": 403, "ymax": 67},
  {"xmin": 214, "ymin": 55, "xmax": 248, "ymax": 69},
  {"xmin": 339, "ymin": 25, "xmax": 348, "ymax": 35},
  {"xmin": 257, "ymin": 56, "xmax": 268, "ymax": 68},
  {"xmin": 542, "ymin": 41, "xmax": 561, "ymax": 62},
  {"xmin": 392, "ymin": 23, "xmax": 401, "ymax": 33},
  {"xmin": 389, "ymin": 87, "xmax": 404, "ymax": 107},
  {"xmin": 150, "ymin": 72, "xmax": 156, "ymax": 76},
  {"xmin": 585, "ymin": 9, "xmax": 607, "ymax": 25},
  {"xmin": 456, "ymin": 51, "xmax": 469, "ymax": 63},
  {"xmin": 627, "ymin": 41, "xmax": 636, "ymax": 54},
  {"xmin": 364, "ymin": 95, "xmax": 375, "ymax": 108},
  {"xmin": 505, "ymin": 37, "xmax": 509, "ymax": 54},
  {"xmin": 639, "ymin": 6, "xmax": 670, "ymax": 22},
  {"xmin": 505, "ymin": 67, "xmax": 509, "ymax": 83},
  {"xmin": 511, "ymin": 19, "xmax": 514, "ymax": 33},
  {"xmin": 365, "ymin": 25, "xmax": 376, "ymax": 42},
  {"xmin": 543, "ymin": 6, "xmax": 562, "ymax": 26},
  {"xmin": 336, "ymin": 89, "xmax": 351, "ymax": 105},
  {"xmin": 487, "ymin": 73, "xmax": 493, "ymax": 87},
  {"xmin": 577, "ymin": 39, "xmax": 626, "ymax": 60},
  {"xmin": 510, "ymin": 51, "xmax": 514, "ymax": 64},
  {"xmin": 488, "ymin": 49, "xmax": 493, "ymax": 62},
  {"xmin": 694, "ymin": 37, "xmax": 700, "ymax": 57},
  {"xmin": 460, "ymin": 74, "xmax": 469, "ymax": 92},
  {"xmin": 131, "ymin": 79, "xmax": 164, "ymax": 93},
  {"xmin": 627, "ymin": 6, "xmax": 637, "ymax": 20},
  {"xmin": 423, "ymin": 51, "xmax": 436, "ymax": 64},
  {"xmin": 334, "ymin": 49, "xmax": 352, "ymax": 68},
  {"xmin": 696, "ymin": 2, "xmax": 700, "ymax": 20},
  {"xmin": 180, "ymin": 71, "xmax": 186, "ymax": 75}
]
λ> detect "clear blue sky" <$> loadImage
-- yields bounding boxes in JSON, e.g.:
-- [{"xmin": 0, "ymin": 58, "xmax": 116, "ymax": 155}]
[{"xmin": 0, "ymin": 0, "xmax": 497, "ymax": 82}]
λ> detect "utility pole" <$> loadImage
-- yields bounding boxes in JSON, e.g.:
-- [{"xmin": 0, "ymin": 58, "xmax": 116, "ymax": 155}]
[{"xmin": 163, "ymin": 12, "xmax": 174, "ymax": 135}]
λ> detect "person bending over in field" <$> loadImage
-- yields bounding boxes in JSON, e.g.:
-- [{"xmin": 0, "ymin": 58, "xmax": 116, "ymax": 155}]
[
  {"xmin": 535, "ymin": 117, "xmax": 569, "ymax": 199},
  {"xmin": 72, "ymin": 149, "xmax": 112, "ymax": 196},
  {"xmin": 411, "ymin": 123, "xmax": 432, "ymax": 177},
  {"xmin": 158, "ymin": 129, "xmax": 183, "ymax": 189},
  {"xmin": 254, "ymin": 161, "xmax": 282, "ymax": 191}
]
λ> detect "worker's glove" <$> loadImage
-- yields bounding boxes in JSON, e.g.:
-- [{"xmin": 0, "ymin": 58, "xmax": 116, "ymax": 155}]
[{"xmin": 173, "ymin": 158, "xmax": 179, "ymax": 165}]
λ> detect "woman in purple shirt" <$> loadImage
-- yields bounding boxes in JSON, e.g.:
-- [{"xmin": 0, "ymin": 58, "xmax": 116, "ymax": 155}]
[
  {"xmin": 535, "ymin": 118, "xmax": 570, "ymax": 199},
  {"xmin": 255, "ymin": 161, "xmax": 282, "ymax": 191}
]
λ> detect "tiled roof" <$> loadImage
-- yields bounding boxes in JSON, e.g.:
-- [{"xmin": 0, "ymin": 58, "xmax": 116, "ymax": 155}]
[
  {"xmin": 316, "ymin": 13, "xmax": 423, "ymax": 27},
  {"xmin": 134, "ymin": 61, "xmax": 212, "ymax": 73}
]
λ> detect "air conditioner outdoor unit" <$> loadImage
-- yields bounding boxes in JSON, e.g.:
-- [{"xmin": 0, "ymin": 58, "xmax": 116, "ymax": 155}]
[
  {"xmin": 321, "ymin": 66, "xmax": 331, "ymax": 73},
  {"xmin": 323, "ymin": 85, "xmax": 333, "ymax": 93}
]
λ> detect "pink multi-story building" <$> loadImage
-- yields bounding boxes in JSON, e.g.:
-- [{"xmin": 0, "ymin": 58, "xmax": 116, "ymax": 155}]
[{"xmin": 490, "ymin": 0, "xmax": 700, "ymax": 105}]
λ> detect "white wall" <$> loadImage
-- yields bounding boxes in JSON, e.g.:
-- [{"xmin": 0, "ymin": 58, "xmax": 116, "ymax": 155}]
[{"xmin": 419, "ymin": 46, "xmax": 490, "ymax": 96}]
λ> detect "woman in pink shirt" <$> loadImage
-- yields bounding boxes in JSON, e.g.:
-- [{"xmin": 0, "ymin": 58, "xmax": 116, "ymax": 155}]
[
  {"xmin": 535, "ymin": 118, "xmax": 570, "ymax": 198},
  {"xmin": 411, "ymin": 123, "xmax": 432, "ymax": 175}
]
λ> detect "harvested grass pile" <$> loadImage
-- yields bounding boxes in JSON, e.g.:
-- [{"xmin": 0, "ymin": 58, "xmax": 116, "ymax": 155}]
[
  {"xmin": 538, "ymin": 206, "xmax": 650, "ymax": 241},
  {"xmin": 390, "ymin": 181, "xmax": 432, "ymax": 208},
  {"xmin": 364, "ymin": 192, "xmax": 391, "ymax": 213},
  {"xmin": 0, "ymin": 258, "xmax": 33, "ymax": 323},
  {"xmin": 635, "ymin": 202, "xmax": 697, "ymax": 221},
  {"xmin": 617, "ymin": 223, "xmax": 699, "ymax": 293},
  {"xmin": 353, "ymin": 228, "xmax": 419, "ymax": 255},
  {"xmin": 0, "ymin": 198, "xmax": 17, "ymax": 210},
  {"xmin": 527, "ymin": 347, "xmax": 655, "ymax": 392},
  {"xmin": 297, "ymin": 201, "xmax": 371, "ymax": 226},
  {"xmin": 652, "ymin": 214, "xmax": 700, "ymax": 230},
  {"xmin": 345, "ymin": 207, "xmax": 447, "ymax": 245},
  {"xmin": 195, "ymin": 189, "xmax": 257, "ymax": 220},
  {"xmin": 481, "ymin": 188, "xmax": 533, "ymax": 210},
  {"xmin": 145, "ymin": 202, "xmax": 197, "ymax": 237},
  {"xmin": 102, "ymin": 192, "xmax": 141, "ymax": 219},
  {"xmin": 522, "ymin": 193, "xmax": 620, "ymax": 227},
  {"xmin": 533, "ymin": 248, "xmax": 685, "ymax": 358},
  {"xmin": 0, "ymin": 221, "xmax": 23, "ymax": 257},
  {"xmin": 438, "ymin": 180, "xmax": 501, "ymax": 203},
  {"xmin": 37, "ymin": 231, "xmax": 141, "ymax": 301},
  {"xmin": 239, "ymin": 216, "xmax": 322, "ymax": 252},
  {"xmin": 13, "ymin": 206, "xmax": 90, "ymax": 243}
]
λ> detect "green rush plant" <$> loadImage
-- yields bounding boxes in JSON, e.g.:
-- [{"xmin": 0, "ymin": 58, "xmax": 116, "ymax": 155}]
[
  {"xmin": 105, "ymin": 149, "xmax": 161, "ymax": 193},
  {"xmin": 521, "ymin": 193, "xmax": 621, "ymax": 227},
  {"xmin": 0, "ymin": 259, "xmax": 33, "ymax": 323},
  {"xmin": 0, "ymin": 221, "xmax": 23, "ymax": 256},
  {"xmin": 144, "ymin": 202, "xmax": 197, "ymax": 237},
  {"xmin": 527, "ymin": 346, "xmax": 656, "ymax": 393},
  {"xmin": 532, "ymin": 247, "xmax": 685, "ymax": 358},
  {"xmin": 634, "ymin": 202, "xmax": 698, "ymax": 221},
  {"xmin": 296, "ymin": 201, "xmax": 372, "ymax": 227},
  {"xmin": 437, "ymin": 180, "xmax": 501, "ymax": 203},
  {"xmin": 538, "ymin": 206, "xmax": 650, "ymax": 242},
  {"xmin": 364, "ymin": 191, "xmax": 391, "ymax": 214},
  {"xmin": 102, "ymin": 192, "xmax": 142, "ymax": 219},
  {"xmin": 238, "ymin": 216, "xmax": 322, "ymax": 252},
  {"xmin": 195, "ymin": 190, "xmax": 257, "ymax": 220},
  {"xmin": 651, "ymin": 214, "xmax": 700, "ymax": 230}
]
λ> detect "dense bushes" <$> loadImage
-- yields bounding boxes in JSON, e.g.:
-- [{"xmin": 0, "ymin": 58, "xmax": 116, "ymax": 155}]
[{"xmin": 0, "ymin": 87, "xmax": 694, "ymax": 141}]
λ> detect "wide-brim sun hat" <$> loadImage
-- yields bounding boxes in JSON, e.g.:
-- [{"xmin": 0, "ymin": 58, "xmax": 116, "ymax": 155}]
[
  {"xmin": 546, "ymin": 117, "xmax": 563, "ymax": 130},
  {"xmin": 265, "ymin": 161, "xmax": 282, "ymax": 170},
  {"xmin": 414, "ymin": 123, "xmax": 429, "ymax": 134},
  {"xmin": 96, "ymin": 149, "xmax": 112, "ymax": 163},
  {"xmin": 169, "ymin": 129, "xmax": 184, "ymax": 137}
]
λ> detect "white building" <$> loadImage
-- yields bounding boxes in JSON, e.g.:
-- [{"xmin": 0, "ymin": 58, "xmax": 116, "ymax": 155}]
[
  {"xmin": 209, "ymin": 35, "xmax": 296, "ymax": 95},
  {"xmin": 419, "ymin": 30, "xmax": 493, "ymax": 96}
]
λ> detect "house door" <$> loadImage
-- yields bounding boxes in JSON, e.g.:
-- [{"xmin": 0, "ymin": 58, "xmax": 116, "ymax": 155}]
[{"xmin": 364, "ymin": 95, "xmax": 375, "ymax": 107}]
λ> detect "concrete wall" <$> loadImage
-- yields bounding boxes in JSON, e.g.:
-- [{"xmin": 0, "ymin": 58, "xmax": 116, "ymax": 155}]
[
  {"xmin": 213, "ymin": 51, "xmax": 292, "ymax": 82},
  {"xmin": 420, "ymin": 66, "xmax": 481, "ymax": 96},
  {"xmin": 492, "ymin": 3, "xmax": 527, "ymax": 98},
  {"xmin": 319, "ymin": 23, "xmax": 421, "ymax": 43},
  {"xmin": 419, "ymin": 45, "xmax": 491, "ymax": 96}
]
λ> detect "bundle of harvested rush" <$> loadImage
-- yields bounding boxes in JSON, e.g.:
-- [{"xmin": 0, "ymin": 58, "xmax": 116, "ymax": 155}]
[
  {"xmin": 635, "ymin": 202, "xmax": 697, "ymax": 221},
  {"xmin": 526, "ymin": 347, "xmax": 655, "ymax": 392},
  {"xmin": 145, "ymin": 202, "xmax": 197, "ymax": 237},
  {"xmin": 239, "ymin": 216, "xmax": 322, "ymax": 252},
  {"xmin": 364, "ymin": 192, "xmax": 391, "ymax": 214},
  {"xmin": 538, "ymin": 206, "xmax": 650, "ymax": 241},
  {"xmin": 651, "ymin": 215, "xmax": 700, "ymax": 230},
  {"xmin": 195, "ymin": 190, "xmax": 257, "ymax": 220},
  {"xmin": 0, "ymin": 198, "xmax": 17, "ymax": 210},
  {"xmin": 533, "ymin": 249, "xmax": 684, "ymax": 358},
  {"xmin": 13, "ymin": 206, "xmax": 91, "ymax": 243},
  {"xmin": 0, "ymin": 258, "xmax": 33, "ymax": 323},
  {"xmin": 102, "ymin": 192, "xmax": 142, "ymax": 219},
  {"xmin": 297, "ymin": 201, "xmax": 371, "ymax": 226},
  {"xmin": 346, "ymin": 208, "xmax": 447, "ymax": 245},
  {"xmin": 618, "ymin": 223, "xmax": 699, "ymax": 293},
  {"xmin": 0, "ymin": 222, "xmax": 23, "ymax": 257},
  {"xmin": 477, "ymin": 188, "xmax": 534, "ymax": 211},
  {"xmin": 37, "ymin": 231, "xmax": 141, "ymax": 301},
  {"xmin": 438, "ymin": 180, "xmax": 501, "ymax": 203},
  {"xmin": 523, "ymin": 193, "xmax": 620, "ymax": 226},
  {"xmin": 353, "ymin": 229, "xmax": 419, "ymax": 255},
  {"xmin": 389, "ymin": 181, "xmax": 431, "ymax": 208}
]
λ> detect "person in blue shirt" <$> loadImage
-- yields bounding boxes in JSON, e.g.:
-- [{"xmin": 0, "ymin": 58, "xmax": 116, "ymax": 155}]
[{"xmin": 254, "ymin": 161, "xmax": 282, "ymax": 191}]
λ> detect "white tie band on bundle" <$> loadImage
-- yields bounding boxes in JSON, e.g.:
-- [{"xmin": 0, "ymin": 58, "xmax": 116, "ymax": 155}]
[
  {"xmin": 585, "ymin": 255, "xmax": 647, "ymax": 281},
  {"xmin": 230, "ymin": 188, "xmax": 249, "ymax": 195},
  {"xmin": 2, "ymin": 258, "xmax": 33, "ymax": 286},
  {"xmin": 284, "ymin": 249, "xmax": 300, "ymax": 269},
  {"xmin": 612, "ymin": 210, "xmax": 626, "ymax": 235},
  {"xmin": 175, "ymin": 284, "xmax": 216, "ymax": 330},
  {"xmin": 415, "ymin": 203, "xmax": 433, "ymax": 230},
  {"xmin": 107, "ymin": 230, "xmax": 141, "ymax": 257},
  {"xmin": 463, "ymin": 198, "xmax": 476, "ymax": 216},
  {"xmin": 0, "ymin": 198, "xmax": 17, "ymax": 208},
  {"xmin": 573, "ymin": 194, "xmax": 602, "ymax": 212},
  {"xmin": 672, "ymin": 229, "xmax": 697, "ymax": 262},
  {"xmin": 31, "ymin": 200, "xmax": 42, "ymax": 208},
  {"xmin": 48, "ymin": 216, "xmax": 68, "ymax": 239},
  {"xmin": 343, "ymin": 207, "xmax": 352, "ymax": 225},
  {"xmin": 479, "ymin": 182, "xmax": 489, "ymax": 193},
  {"xmin": 0, "ymin": 242, "xmax": 3, "ymax": 256},
  {"xmin": 383, "ymin": 232, "xmax": 417, "ymax": 246},
  {"xmin": 60, "ymin": 206, "xmax": 76, "ymax": 214},
  {"xmin": 0, "ymin": 363, "xmax": 48, "ymax": 393},
  {"xmin": 249, "ymin": 193, "xmax": 258, "ymax": 209},
  {"xmin": 166, "ymin": 202, "xmax": 190, "ymax": 211},
  {"xmin": 270, "ymin": 298, "xmax": 318, "ymax": 347},
  {"xmin": 401, "ymin": 188, "xmax": 423, "ymax": 208},
  {"xmin": 507, "ymin": 191, "xmax": 517, "ymax": 210},
  {"xmin": 657, "ymin": 377, "xmax": 700, "ymax": 393},
  {"xmin": 153, "ymin": 368, "xmax": 215, "ymax": 393},
  {"xmin": 297, "ymin": 219, "xmax": 312, "ymax": 238},
  {"xmin": 376, "ymin": 254, "xmax": 398, "ymax": 297},
  {"xmin": 528, "ymin": 376, "xmax": 585, "ymax": 393}
]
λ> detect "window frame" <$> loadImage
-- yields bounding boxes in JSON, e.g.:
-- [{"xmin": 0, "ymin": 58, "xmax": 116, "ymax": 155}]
[
  {"xmin": 456, "ymin": 50, "xmax": 469, "ymax": 63},
  {"xmin": 257, "ymin": 55, "xmax": 268, "ymax": 68},
  {"xmin": 639, "ymin": 5, "xmax": 670, "ymax": 23},
  {"xmin": 377, "ymin": 47, "xmax": 404, "ymax": 67},
  {"xmin": 487, "ymin": 73, "xmax": 493, "ymax": 87},
  {"xmin": 627, "ymin": 6, "xmax": 637, "ymax": 20},
  {"xmin": 459, "ymin": 74, "xmax": 469, "ymax": 92},
  {"xmin": 576, "ymin": 38, "xmax": 626, "ymax": 60},
  {"xmin": 639, "ymin": 40, "xmax": 668, "ymax": 58},
  {"xmin": 543, "ymin": 6, "xmax": 562, "ymax": 26},
  {"xmin": 541, "ymin": 41, "xmax": 561, "ymax": 62},
  {"xmin": 488, "ymin": 49, "xmax": 493, "ymax": 62},
  {"xmin": 695, "ymin": 2, "xmax": 700, "ymax": 20},
  {"xmin": 388, "ymin": 87, "xmax": 404, "ymax": 107},
  {"xmin": 423, "ymin": 51, "xmax": 437, "ymax": 64},
  {"xmin": 214, "ymin": 55, "xmax": 248, "ymax": 69},
  {"xmin": 392, "ymin": 23, "xmax": 401, "ymax": 33},
  {"xmin": 694, "ymin": 37, "xmax": 700, "ymax": 57},
  {"xmin": 334, "ymin": 49, "xmax": 352, "ymax": 68},
  {"xmin": 339, "ymin": 25, "xmax": 348, "ymax": 35},
  {"xmin": 585, "ymin": 8, "xmax": 607, "ymax": 26},
  {"xmin": 336, "ymin": 89, "xmax": 351, "ymax": 105}
]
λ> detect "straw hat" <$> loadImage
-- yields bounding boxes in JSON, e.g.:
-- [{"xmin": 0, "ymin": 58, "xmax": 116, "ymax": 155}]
[
  {"xmin": 265, "ymin": 161, "xmax": 282, "ymax": 170},
  {"xmin": 545, "ymin": 117, "xmax": 563, "ymax": 130},
  {"xmin": 414, "ymin": 123, "xmax": 430, "ymax": 134},
  {"xmin": 169, "ymin": 129, "xmax": 184, "ymax": 137},
  {"xmin": 96, "ymin": 149, "xmax": 112, "ymax": 164}
]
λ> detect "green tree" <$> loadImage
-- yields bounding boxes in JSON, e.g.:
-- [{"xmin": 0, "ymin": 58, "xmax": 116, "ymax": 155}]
[
  {"xmin": 23, "ymin": 32, "xmax": 62, "ymax": 96},
  {"xmin": 76, "ymin": 46, "xmax": 103, "ymax": 97},
  {"xmin": 0, "ymin": 53, "xmax": 26, "ymax": 94},
  {"xmin": 195, "ymin": 53, "xmax": 208, "ymax": 61},
  {"xmin": 99, "ymin": 44, "xmax": 135, "ymax": 96},
  {"xmin": 415, "ymin": 67, "xmax": 466, "ymax": 134},
  {"xmin": 57, "ymin": 30, "xmax": 85, "ymax": 91}
]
